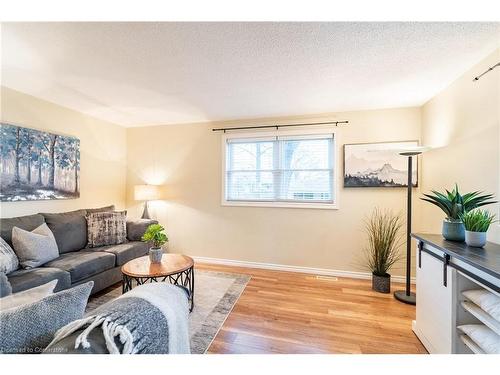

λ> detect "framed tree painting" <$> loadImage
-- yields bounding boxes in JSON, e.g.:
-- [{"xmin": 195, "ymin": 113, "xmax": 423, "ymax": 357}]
[
  {"xmin": 0, "ymin": 123, "xmax": 80, "ymax": 201},
  {"xmin": 344, "ymin": 141, "xmax": 418, "ymax": 187}
]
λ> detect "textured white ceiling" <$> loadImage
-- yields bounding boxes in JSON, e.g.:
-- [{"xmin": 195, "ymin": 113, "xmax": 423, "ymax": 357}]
[{"xmin": 2, "ymin": 22, "xmax": 499, "ymax": 127}]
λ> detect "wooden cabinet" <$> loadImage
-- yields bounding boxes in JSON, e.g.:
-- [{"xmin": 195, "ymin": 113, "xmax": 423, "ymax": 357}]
[{"xmin": 412, "ymin": 234, "xmax": 500, "ymax": 354}]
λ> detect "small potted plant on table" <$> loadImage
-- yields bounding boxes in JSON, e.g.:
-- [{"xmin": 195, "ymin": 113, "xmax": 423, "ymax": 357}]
[
  {"xmin": 141, "ymin": 224, "xmax": 169, "ymax": 263},
  {"xmin": 461, "ymin": 209, "xmax": 496, "ymax": 248},
  {"xmin": 421, "ymin": 184, "xmax": 496, "ymax": 242},
  {"xmin": 364, "ymin": 208, "xmax": 403, "ymax": 293}
]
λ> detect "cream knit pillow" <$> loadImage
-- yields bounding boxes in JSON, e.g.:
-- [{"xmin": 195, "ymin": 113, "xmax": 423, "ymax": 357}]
[{"xmin": 0, "ymin": 279, "xmax": 57, "ymax": 311}]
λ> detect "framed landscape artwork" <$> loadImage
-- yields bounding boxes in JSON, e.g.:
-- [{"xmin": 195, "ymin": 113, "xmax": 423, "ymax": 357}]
[
  {"xmin": 0, "ymin": 123, "xmax": 80, "ymax": 201},
  {"xmin": 344, "ymin": 141, "xmax": 418, "ymax": 187}
]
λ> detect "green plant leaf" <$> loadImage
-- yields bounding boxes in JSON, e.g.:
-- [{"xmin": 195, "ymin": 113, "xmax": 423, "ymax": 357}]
[
  {"xmin": 421, "ymin": 185, "xmax": 496, "ymax": 221},
  {"xmin": 460, "ymin": 209, "xmax": 497, "ymax": 232},
  {"xmin": 141, "ymin": 223, "xmax": 169, "ymax": 247}
]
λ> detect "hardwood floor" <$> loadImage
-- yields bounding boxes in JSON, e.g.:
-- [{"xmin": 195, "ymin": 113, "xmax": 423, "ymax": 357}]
[{"xmin": 196, "ymin": 263, "xmax": 427, "ymax": 354}]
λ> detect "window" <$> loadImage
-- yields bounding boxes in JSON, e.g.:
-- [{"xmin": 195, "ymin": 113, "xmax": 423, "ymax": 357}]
[{"xmin": 222, "ymin": 129, "xmax": 337, "ymax": 209}]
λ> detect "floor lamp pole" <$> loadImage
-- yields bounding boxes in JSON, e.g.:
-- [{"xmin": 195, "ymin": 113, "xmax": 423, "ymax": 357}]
[{"xmin": 394, "ymin": 153, "xmax": 418, "ymax": 305}]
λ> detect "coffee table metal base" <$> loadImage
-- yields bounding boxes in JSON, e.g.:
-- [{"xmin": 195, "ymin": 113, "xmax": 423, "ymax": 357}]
[{"xmin": 122, "ymin": 266, "xmax": 194, "ymax": 312}]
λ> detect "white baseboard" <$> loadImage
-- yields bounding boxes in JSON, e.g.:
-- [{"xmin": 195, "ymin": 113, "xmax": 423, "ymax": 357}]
[{"xmin": 192, "ymin": 256, "xmax": 416, "ymax": 284}]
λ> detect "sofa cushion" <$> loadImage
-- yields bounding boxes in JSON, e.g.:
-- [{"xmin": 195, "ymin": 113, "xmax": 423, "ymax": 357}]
[
  {"xmin": 43, "ymin": 251, "xmax": 115, "ymax": 283},
  {"xmin": 126, "ymin": 219, "xmax": 158, "ymax": 241},
  {"xmin": 99, "ymin": 241, "xmax": 149, "ymax": 266},
  {"xmin": 41, "ymin": 209, "xmax": 88, "ymax": 254},
  {"xmin": 8, "ymin": 267, "xmax": 71, "ymax": 293},
  {"xmin": 0, "ymin": 214, "xmax": 45, "ymax": 247},
  {"xmin": 72, "ymin": 267, "xmax": 122, "ymax": 295}
]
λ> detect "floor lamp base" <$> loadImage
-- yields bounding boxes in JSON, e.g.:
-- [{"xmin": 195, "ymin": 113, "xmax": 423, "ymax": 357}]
[{"xmin": 394, "ymin": 290, "xmax": 416, "ymax": 305}]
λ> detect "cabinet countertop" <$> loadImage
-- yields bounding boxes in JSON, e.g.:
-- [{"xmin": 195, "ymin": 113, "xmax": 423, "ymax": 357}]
[{"xmin": 412, "ymin": 233, "xmax": 500, "ymax": 279}]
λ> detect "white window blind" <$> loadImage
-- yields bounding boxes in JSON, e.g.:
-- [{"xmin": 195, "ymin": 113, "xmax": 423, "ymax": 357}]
[{"xmin": 225, "ymin": 134, "xmax": 334, "ymax": 204}]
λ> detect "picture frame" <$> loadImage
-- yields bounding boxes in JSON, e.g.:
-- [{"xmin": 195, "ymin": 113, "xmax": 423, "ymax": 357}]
[
  {"xmin": 0, "ymin": 123, "xmax": 80, "ymax": 201},
  {"xmin": 343, "ymin": 140, "xmax": 419, "ymax": 188}
]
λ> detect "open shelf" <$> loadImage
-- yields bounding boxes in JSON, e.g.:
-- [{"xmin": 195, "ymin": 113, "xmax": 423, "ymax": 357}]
[
  {"xmin": 461, "ymin": 301, "xmax": 500, "ymax": 337},
  {"xmin": 460, "ymin": 334, "xmax": 485, "ymax": 354}
]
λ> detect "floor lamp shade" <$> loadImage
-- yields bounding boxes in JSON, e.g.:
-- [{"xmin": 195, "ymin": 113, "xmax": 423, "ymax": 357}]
[{"xmin": 134, "ymin": 185, "xmax": 160, "ymax": 219}]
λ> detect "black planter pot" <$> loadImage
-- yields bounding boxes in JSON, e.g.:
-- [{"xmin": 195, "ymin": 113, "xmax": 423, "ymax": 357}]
[{"xmin": 372, "ymin": 273, "xmax": 391, "ymax": 293}]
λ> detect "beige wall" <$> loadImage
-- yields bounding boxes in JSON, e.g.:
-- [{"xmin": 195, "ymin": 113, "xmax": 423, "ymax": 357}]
[
  {"xmin": 0, "ymin": 87, "xmax": 127, "ymax": 217},
  {"xmin": 126, "ymin": 108, "xmax": 421, "ymax": 276},
  {"xmin": 420, "ymin": 49, "xmax": 500, "ymax": 243},
  {"xmin": 3, "ymin": 48, "xmax": 498, "ymax": 275}
]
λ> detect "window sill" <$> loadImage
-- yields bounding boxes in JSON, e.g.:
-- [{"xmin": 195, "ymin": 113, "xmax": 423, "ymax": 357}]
[{"xmin": 221, "ymin": 200, "xmax": 339, "ymax": 210}]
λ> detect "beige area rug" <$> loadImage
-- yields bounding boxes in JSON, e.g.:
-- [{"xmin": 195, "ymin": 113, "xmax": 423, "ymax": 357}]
[{"xmin": 86, "ymin": 270, "xmax": 250, "ymax": 354}]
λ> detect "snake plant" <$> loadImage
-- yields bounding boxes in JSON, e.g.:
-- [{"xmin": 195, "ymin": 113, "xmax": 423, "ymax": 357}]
[
  {"xmin": 460, "ymin": 210, "xmax": 497, "ymax": 232},
  {"xmin": 421, "ymin": 184, "xmax": 496, "ymax": 222}
]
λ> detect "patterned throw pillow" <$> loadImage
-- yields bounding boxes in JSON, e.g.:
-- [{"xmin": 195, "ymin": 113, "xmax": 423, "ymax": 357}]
[
  {"xmin": 86, "ymin": 211, "xmax": 127, "ymax": 248},
  {"xmin": 0, "ymin": 237, "xmax": 19, "ymax": 274}
]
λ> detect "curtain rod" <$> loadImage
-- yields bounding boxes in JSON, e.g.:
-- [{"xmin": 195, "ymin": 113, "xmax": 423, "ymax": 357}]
[
  {"xmin": 212, "ymin": 120, "xmax": 348, "ymax": 132},
  {"xmin": 473, "ymin": 62, "xmax": 500, "ymax": 82}
]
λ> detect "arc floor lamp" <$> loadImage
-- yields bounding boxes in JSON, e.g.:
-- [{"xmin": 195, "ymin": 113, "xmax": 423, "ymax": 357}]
[{"xmin": 394, "ymin": 147, "xmax": 429, "ymax": 305}]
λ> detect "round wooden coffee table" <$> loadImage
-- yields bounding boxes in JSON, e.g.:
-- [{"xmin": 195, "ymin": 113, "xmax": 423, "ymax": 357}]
[{"xmin": 121, "ymin": 254, "xmax": 194, "ymax": 312}]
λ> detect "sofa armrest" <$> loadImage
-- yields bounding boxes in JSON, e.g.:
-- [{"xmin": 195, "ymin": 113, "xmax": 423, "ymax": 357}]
[{"xmin": 126, "ymin": 219, "xmax": 158, "ymax": 241}]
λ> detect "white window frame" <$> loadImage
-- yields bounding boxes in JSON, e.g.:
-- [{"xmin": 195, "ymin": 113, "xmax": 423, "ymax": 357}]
[{"xmin": 221, "ymin": 127, "xmax": 339, "ymax": 209}]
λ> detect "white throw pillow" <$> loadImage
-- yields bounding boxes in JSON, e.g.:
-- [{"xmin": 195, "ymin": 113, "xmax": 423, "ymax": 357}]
[
  {"xmin": 0, "ymin": 237, "xmax": 19, "ymax": 274},
  {"xmin": 457, "ymin": 324, "xmax": 500, "ymax": 354},
  {"xmin": 0, "ymin": 279, "xmax": 58, "ymax": 311},
  {"xmin": 463, "ymin": 289, "xmax": 500, "ymax": 323},
  {"xmin": 11, "ymin": 223, "xmax": 59, "ymax": 269}
]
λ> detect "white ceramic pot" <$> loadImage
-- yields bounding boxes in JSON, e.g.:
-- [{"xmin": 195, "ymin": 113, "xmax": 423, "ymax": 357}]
[
  {"xmin": 465, "ymin": 231, "xmax": 487, "ymax": 248},
  {"xmin": 149, "ymin": 247, "xmax": 163, "ymax": 263}
]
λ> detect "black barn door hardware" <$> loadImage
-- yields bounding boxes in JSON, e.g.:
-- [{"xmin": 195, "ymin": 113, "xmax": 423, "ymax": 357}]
[
  {"xmin": 443, "ymin": 254, "xmax": 450, "ymax": 287},
  {"xmin": 418, "ymin": 241, "xmax": 423, "ymax": 268},
  {"xmin": 418, "ymin": 244, "xmax": 500, "ymax": 293}
]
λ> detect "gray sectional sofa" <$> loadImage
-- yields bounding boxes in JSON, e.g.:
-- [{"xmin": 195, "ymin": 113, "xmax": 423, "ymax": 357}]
[{"xmin": 0, "ymin": 206, "xmax": 157, "ymax": 295}]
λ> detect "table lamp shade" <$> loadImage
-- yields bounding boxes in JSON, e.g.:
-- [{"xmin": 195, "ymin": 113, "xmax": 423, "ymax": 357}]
[{"xmin": 134, "ymin": 184, "xmax": 160, "ymax": 201}]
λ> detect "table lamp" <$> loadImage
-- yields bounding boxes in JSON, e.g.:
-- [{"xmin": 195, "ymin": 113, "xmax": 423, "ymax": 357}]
[{"xmin": 134, "ymin": 184, "xmax": 160, "ymax": 219}]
